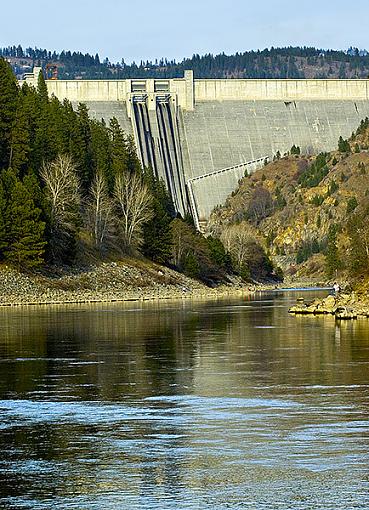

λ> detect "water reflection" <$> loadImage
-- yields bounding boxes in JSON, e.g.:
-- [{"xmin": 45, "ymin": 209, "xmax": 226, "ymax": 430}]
[{"xmin": 0, "ymin": 292, "xmax": 369, "ymax": 509}]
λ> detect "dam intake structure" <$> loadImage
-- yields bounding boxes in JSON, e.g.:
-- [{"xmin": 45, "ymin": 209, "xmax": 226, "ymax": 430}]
[{"xmin": 23, "ymin": 69, "xmax": 369, "ymax": 229}]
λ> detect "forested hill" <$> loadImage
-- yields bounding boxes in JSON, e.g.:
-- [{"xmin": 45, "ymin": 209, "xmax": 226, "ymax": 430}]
[{"xmin": 3, "ymin": 44, "xmax": 369, "ymax": 80}]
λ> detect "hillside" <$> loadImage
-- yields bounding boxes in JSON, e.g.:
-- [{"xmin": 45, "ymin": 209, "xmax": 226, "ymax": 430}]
[
  {"xmin": 208, "ymin": 119, "xmax": 369, "ymax": 285},
  {"xmin": 3, "ymin": 45, "xmax": 369, "ymax": 80}
]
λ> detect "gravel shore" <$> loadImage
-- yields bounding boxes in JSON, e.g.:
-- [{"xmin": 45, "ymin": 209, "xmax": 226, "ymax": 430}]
[{"xmin": 0, "ymin": 261, "xmax": 264, "ymax": 307}]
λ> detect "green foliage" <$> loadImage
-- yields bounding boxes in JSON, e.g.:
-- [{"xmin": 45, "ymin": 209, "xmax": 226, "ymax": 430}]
[
  {"xmin": 325, "ymin": 225, "xmax": 341, "ymax": 278},
  {"xmin": 311, "ymin": 194, "xmax": 324, "ymax": 206},
  {"xmin": 142, "ymin": 167, "xmax": 174, "ymax": 264},
  {"xmin": 5, "ymin": 172, "xmax": 46, "ymax": 268},
  {"xmin": 266, "ymin": 230, "xmax": 276, "ymax": 248},
  {"xmin": 206, "ymin": 236, "xmax": 232, "ymax": 271},
  {"xmin": 0, "ymin": 181, "xmax": 8, "ymax": 255},
  {"xmin": 0, "ymin": 63, "xmax": 166, "ymax": 270},
  {"xmin": 298, "ymin": 153, "xmax": 329, "ymax": 188},
  {"xmin": 346, "ymin": 196, "xmax": 358, "ymax": 213},
  {"xmin": 183, "ymin": 252, "xmax": 200, "ymax": 278},
  {"xmin": 338, "ymin": 136, "xmax": 351, "ymax": 153},
  {"xmin": 170, "ymin": 219, "xmax": 227, "ymax": 283},
  {"xmin": 355, "ymin": 117, "xmax": 369, "ymax": 136},
  {"xmin": 326, "ymin": 180, "xmax": 339, "ymax": 196},
  {"xmin": 239, "ymin": 263, "xmax": 250, "ymax": 281},
  {"xmin": 7, "ymin": 45, "xmax": 369, "ymax": 81},
  {"xmin": 290, "ymin": 144, "xmax": 301, "ymax": 155},
  {"xmin": 346, "ymin": 210, "xmax": 369, "ymax": 274},
  {"xmin": 296, "ymin": 238, "xmax": 322, "ymax": 264},
  {"xmin": 0, "ymin": 58, "xmax": 19, "ymax": 168}
]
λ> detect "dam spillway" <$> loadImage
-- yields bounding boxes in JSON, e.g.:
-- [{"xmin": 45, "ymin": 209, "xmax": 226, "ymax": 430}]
[{"xmin": 23, "ymin": 70, "xmax": 369, "ymax": 228}]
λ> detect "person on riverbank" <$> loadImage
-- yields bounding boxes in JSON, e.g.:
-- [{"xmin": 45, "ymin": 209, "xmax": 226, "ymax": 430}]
[{"xmin": 333, "ymin": 282, "xmax": 340, "ymax": 294}]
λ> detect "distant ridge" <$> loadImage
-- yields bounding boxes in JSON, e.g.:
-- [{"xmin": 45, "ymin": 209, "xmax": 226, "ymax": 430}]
[{"xmin": 2, "ymin": 45, "xmax": 369, "ymax": 80}]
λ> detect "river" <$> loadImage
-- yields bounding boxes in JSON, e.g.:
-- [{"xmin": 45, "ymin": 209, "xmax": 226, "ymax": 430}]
[{"xmin": 0, "ymin": 290, "xmax": 369, "ymax": 509}]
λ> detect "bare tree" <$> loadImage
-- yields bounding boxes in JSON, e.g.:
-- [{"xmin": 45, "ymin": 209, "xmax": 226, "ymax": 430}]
[
  {"xmin": 114, "ymin": 171, "xmax": 153, "ymax": 250},
  {"xmin": 41, "ymin": 154, "xmax": 80, "ymax": 259},
  {"xmin": 248, "ymin": 185, "xmax": 274, "ymax": 224},
  {"xmin": 87, "ymin": 171, "xmax": 115, "ymax": 250},
  {"xmin": 221, "ymin": 222, "xmax": 260, "ymax": 269},
  {"xmin": 41, "ymin": 154, "xmax": 80, "ymax": 231}
]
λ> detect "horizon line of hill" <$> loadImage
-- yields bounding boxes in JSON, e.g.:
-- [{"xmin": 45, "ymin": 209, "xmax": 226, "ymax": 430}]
[{"xmin": 3, "ymin": 45, "xmax": 369, "ymax": 80}]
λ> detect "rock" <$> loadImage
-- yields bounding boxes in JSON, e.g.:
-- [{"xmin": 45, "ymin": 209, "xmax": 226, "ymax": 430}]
[
  {"xmin": 335, "ymin": 306, "xmax": 357, "ymax": 320},
  {"xmin": 322, "ymin": 295, "xmax": 336, "ymax": 307}
]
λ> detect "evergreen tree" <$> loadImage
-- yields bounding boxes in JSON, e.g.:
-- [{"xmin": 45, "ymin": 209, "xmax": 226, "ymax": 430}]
[
  {"xmin": 142, "ymin": 167, "xmax": 174, "ymax": 264},
  {"xmin": 6, "ymin": 176, "xmax": 46, "ymax": 268},
  {"xmin": 90, "ymin": 119, "xmax": 113, "ymax": 190},
  {"xmin": 125, "ymin": 134, "xmax": 142, "ymax": 174},
  {"xmin": 8, "ymin": 90, "xmax": 31, "ymax": 175},
  {"xmin": 69, "ymin": 103, "xmax": 93, "ymax": 189},
  {"xmin": 325, "ymin": 225, "xmax": 341, "ymax": 278},
  {"xmin": 37, "ymin": 69, "xmax": 49, "ymax": 103},
  {"xmin": 0, "ymin": 58, "xmax": 18, "ymax": 169},
  {"xmin": 338, "ymin": 136, "xmax": 351, "ymax": 153},
  {"xmin": 109, "ymin": 117, "xmax": 128, "ymax": 176},
  {"xmin": 0, "ymin": 180, "xmax": 7, "ymax": 256}
]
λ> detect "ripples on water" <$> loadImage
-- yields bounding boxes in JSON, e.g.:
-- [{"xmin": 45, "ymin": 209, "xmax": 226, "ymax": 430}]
[{"xmin": 0, "ymin": 291, "xmax": 369, "ymax": 509}]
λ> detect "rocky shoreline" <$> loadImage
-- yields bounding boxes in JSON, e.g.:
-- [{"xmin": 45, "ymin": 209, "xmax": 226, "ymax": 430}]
[
  {"xmin": 289, "ymin": 292, "xmax": 369, "ymax": 320},
  {"xmin": 0, "ymin": 261, "xmax": 272, "ymax": 307}
]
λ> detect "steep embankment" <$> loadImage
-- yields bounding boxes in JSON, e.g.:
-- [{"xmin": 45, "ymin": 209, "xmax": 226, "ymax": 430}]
[{"xmin": 208, "ymin": 120, "xmax": 369, "ymax": 286}]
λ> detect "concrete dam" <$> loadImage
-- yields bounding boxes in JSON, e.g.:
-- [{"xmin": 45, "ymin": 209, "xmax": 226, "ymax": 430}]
[{"xmin": 24, "ymin": 69, "xmax": 369, "ymax": 229}]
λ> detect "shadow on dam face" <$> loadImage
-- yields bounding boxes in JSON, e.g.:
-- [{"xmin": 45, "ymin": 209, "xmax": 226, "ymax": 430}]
[{"xmin": 28, "ymin": 71, "xmax": 369, "ymax": 228}]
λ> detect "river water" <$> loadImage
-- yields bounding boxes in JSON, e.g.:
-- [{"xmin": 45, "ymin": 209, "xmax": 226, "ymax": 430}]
[{"xmin": 0, "ymin": 290, "xmax": 369, "ymax": 509}]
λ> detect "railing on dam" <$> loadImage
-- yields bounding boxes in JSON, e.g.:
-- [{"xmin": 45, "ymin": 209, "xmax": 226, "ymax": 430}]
[{"xmin": 187, "ymin": 158, "xmax": 269, "ymax": 184}]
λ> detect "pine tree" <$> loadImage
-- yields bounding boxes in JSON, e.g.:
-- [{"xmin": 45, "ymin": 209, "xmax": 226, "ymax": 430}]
[
  {"xmin": 37, "ymin": 69, "xmax": 49, "ymax": 103},
  {"xmin": 90, "ymin": 119, "xmax": 113, "ymax": 190},
  {"xmin": 69, "ymin": 103, "xmax": 93, "ymax": 190},
  {"xmin": 8, "ymin": 90, "xmax": 31, "ymax": 175},
  {"xmin": 33, "ymin": 76, "xmax": 55, "ymax": 169},
  {"xmin": 0, "ymin": 180, "xmax": 7, "ymax": 256},
  {"xmin": 325, "ymin": 225, "xmax": 341, "ymax": 278},
  {"xmin": 125, "ymin": 134, "xmax": 142, "ymax": 174},
  {"xmin": 0, "ymin": 58, "xmax": 19, "ymax": 169},
  {"xmin": 6, "ymin": 178, "xmax": 46, "ymax": 268},
  {"xmin": 109, "ymin": 117, "xmax": 128, "ymax": 176},
  {"xmin": 338, "ymin": 136, "xmax": 351, "ymax": 153},
  {"xmin": 142, "ymin": 167, "xmax": 174, "ymax": 263},
  {"xmin": 0, "ymin": 168, "xmax": 17, "ymax": 255}
]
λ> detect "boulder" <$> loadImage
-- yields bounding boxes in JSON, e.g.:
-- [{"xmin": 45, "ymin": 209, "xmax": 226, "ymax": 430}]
[{"xmin": 335, "ymin": 306, "xmax": 357, "ymax": 320}]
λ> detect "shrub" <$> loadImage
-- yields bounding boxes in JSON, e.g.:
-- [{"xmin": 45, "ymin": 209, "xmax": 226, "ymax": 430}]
[{"xmin": 347, "ymin": 197, "xmax": 358, "ymax": 213}]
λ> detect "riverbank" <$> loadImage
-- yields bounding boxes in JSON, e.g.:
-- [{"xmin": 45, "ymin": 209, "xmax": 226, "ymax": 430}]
[
  {"xmin": 0, "ymin": 260, "xmax": 280, "ymax": 307},
  {"xmin": 289, "ymin": 291, "xmax": 369, "ymax": 319}
]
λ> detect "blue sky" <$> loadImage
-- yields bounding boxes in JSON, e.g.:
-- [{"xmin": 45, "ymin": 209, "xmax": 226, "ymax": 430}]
[{"xmin": 2, "ymin": 0, "xmax": 369, "ymax": 62}]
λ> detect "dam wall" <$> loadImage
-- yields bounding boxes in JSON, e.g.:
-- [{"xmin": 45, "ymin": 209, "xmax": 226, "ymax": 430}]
[
  {"xmin": 187, "ymin": 158, "xmax": 268, "ymax": 230},
  {"xmin": 181, "ymin": 100, "xmax": 369, "ymax": 181},
  {"xmin": 21, "ymin": 70, "xmax": 369, "ymax": 227},
  {"xmin": 23, "ymin": 72, "xmax": 369, "ymax": 104},
  {"xmin": 194, "ymin": 79, "xmax": 369, "ymax": 101}
]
